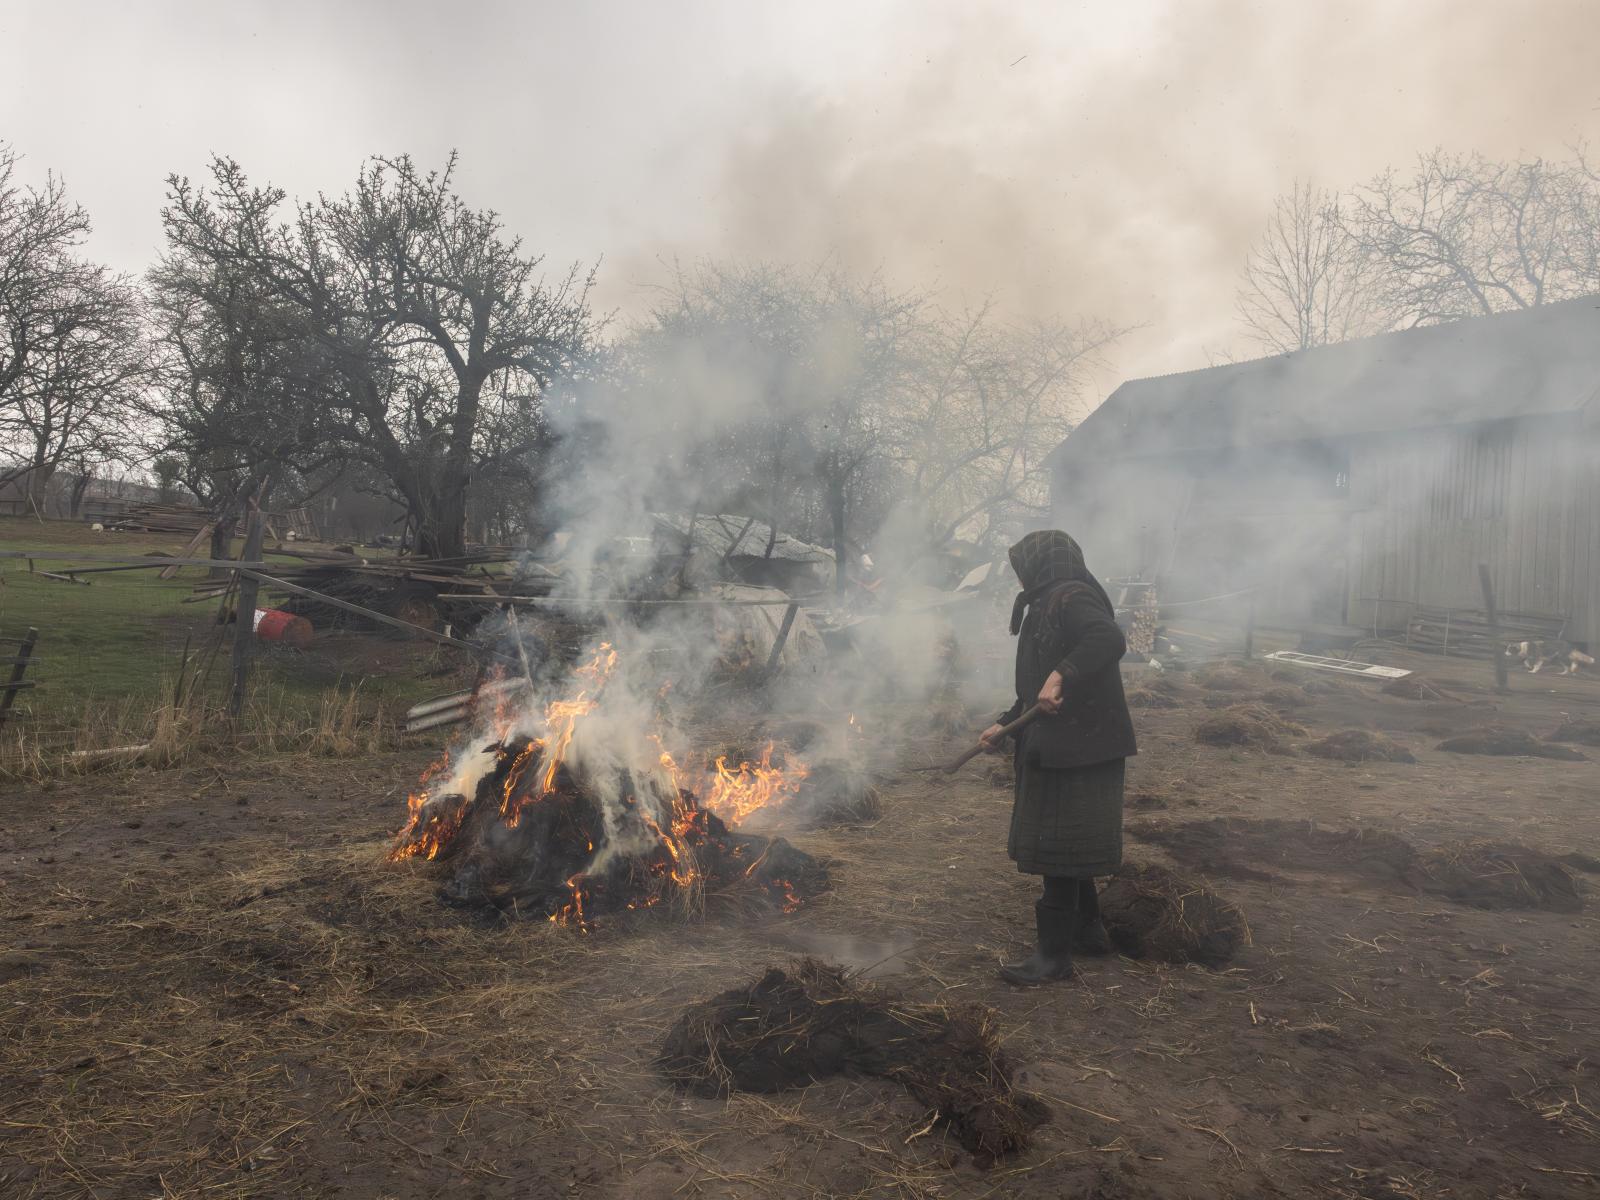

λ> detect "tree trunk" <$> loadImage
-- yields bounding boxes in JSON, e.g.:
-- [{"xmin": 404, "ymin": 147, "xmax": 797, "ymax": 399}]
[
  {"xmin": 414, "ymin": 474, "xmax": 470, "ymax": 559},
  {"xmin": 209, "ymin": 511, "xmax": 238, "ymax": 579},
  {"xmin": 26, "ymin": 463, "xmax": 56, "ymax": 519},
  {"xmin": 70, "ymin": 471, "xmax": 92, "ymax": 518}
]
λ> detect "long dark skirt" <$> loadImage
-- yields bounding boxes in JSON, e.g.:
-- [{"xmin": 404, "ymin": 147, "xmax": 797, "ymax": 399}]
[{"xmin": 1008, "ymin": 756, "xmax": 1125, "ymax": 877}]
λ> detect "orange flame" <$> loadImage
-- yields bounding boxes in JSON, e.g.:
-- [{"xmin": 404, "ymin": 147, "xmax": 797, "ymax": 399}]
[{"xmin": 700, "ymin": 742, "xmax": 809, "ymax": 827}]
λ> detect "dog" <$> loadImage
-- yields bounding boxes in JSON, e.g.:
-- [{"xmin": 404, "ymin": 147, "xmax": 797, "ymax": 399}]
[{"xmin": 1504, "ymin": 640, "xmax": 1595, "ymax": 675}]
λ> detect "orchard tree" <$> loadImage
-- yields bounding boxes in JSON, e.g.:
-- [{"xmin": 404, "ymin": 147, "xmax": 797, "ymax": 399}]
[
  {"xmin": 154, "ymin": 153, "xmax": 600, "ymax": 558},
  {"xmin": 0, "ymin": 144, "xmax": 146, "ymax": 510},
  {"xmin": 1237, "ymin": 180, "xmax": 1392, "ymax": 353}
]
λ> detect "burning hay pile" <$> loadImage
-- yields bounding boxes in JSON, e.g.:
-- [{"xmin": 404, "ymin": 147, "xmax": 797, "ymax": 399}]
[
  {"xmin": 658, "ymin": 959, "xmax": 1049, "ymax": 1159},
  {"xmin": 390, "ymin": 646, "xmax": 828, "ymax": 925},
  {"xmin": 1099, "ymin": 863, "xmax": 1247, "ymax": 967},
  {"xmin": 1193, "ymin": 703, "xmax": 1306, "ymax": 753}
]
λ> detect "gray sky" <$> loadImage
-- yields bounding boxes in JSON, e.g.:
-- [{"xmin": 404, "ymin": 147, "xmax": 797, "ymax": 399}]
[{"xmin": 6, "ymin": 0, "xmax": 1600, "ymax": 388}]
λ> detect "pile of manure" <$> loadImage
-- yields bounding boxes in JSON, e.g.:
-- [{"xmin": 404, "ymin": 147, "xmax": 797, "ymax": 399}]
[
  {"xmin": 1193, "ymin": 703, "xmax": 1307, "ymax": 753},
  {"xmin": 1437, "ymin": 728, "xmax": 1589, "ymax": 761},
  {"xmin": 1196, "ymin": 665, "xmax": 1257, "ymax": 691},
  {"xmin": 1304, "ymin": 729, "xmax": 1418, "ymax": 763},
  {"xmin": 1546, "ymin": 719, "xmax": 1600, "ymax": 747},
  {"xmin": 1418, "ymin": 841, "xmax": 1585, "ymax": 912},
  {"xmin": 1129, "ymin": 817, "xmax": 1420, "ymax": 886},
  {"xmin": 795, "ymin": 761, "xmax": 883, "ymax": 826},
  {"xmin": 1130, "ymin": 818, "xmax": 1590, "ymax": 912},
  {"xmin": 658, "ymin": 958, "xmax": 1048, "ymax": 1160},
  {"xmin": 924, "ymin": 696, "xmax": 975, "ymax": 737},
  {"xmin": 1098, "ymin": 863, "xmax": 1248, "ymax": 968}
]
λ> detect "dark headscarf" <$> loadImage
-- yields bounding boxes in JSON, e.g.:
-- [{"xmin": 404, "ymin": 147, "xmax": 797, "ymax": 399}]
[{"xmin": 1008, "ymin": 529, "xmax": 1115, "ymax": 635}]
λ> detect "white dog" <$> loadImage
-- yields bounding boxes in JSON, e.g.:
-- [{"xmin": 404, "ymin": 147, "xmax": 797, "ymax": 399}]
[{"xmin": 1504, "ymin": 640, "xmax": 1595, "ymax": 675}]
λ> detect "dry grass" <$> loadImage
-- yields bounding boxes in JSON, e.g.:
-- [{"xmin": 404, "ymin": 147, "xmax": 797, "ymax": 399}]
[
  {"xmin": 1303, "ymin": 729, "xmax": 1418, "ymax": 763},
  {"xmin": 1437, "ymin": 727, "xmax": 1589, "ymax": 761},
  {"xmin": 0, "ymin": 684, "xmax": 397, "ymax": 782}
]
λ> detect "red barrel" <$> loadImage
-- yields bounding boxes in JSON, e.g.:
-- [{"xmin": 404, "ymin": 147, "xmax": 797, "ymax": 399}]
[{"xmin": 253, "ymin": 608, "xmax": 314, "ymax": 649}]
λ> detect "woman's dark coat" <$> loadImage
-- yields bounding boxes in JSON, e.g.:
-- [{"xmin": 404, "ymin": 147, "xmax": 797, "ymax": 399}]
[{"xmin": 1000, "ymin": 531, "xmax": 1137, "ymax": 770}]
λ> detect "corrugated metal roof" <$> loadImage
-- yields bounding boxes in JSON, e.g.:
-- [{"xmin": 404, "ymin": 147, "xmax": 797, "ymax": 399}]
[{"xmin": 1053, "ymin": 296, "xmax": 1600, "ymax": 463}]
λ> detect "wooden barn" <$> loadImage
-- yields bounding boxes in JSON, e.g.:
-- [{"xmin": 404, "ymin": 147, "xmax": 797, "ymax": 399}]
[{"xmin": 1049, "ymin": 296, "xmax": 1600, "ymax": 646}]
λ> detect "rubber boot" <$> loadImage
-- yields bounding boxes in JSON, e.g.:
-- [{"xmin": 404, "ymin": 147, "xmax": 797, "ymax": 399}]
[
  {"xmin": 998, "ymin": 899, "xmax": 1075, "ymax": 986},
  {"xmin": 1074, "ymin": 878, "xmax": 1113, "ymax": 956}
]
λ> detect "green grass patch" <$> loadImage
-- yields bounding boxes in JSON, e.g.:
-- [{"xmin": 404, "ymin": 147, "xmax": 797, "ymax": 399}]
[{"xmin": 0, "ymin": 517, "xmax": 473, "ymax": 735}]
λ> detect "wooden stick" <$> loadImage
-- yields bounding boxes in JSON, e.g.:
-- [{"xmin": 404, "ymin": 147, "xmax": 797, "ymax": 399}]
[
  {"xmin": 159, "ymin": 522, "xmax": 215, "ymax": 580},
  {"xmin": 762, "ymin": 602, "xmax": 800, "ymax": 679},
  {"xmin": 915, "ymin": 703, "xmax": 1043, "ymax": 773}
]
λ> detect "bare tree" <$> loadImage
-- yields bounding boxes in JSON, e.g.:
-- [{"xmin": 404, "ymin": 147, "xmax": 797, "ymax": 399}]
[
  {"xmin": 0, "ymin": 145, "xmax": 147, "ymax": 510},
  {"xmin": 154, "ymin": 154, "xmax": 600, "ymax": 558},
  {"xmin": 886, "ymin": 307, "xmax": 1120, "ymax": 555},
  {"xmin": 1345, "ymin": 150, "xmax": 1600, "ymax": 324},
  {"xmin": 1237, "ymin": 180, "xmax": 1392, "ymax": 353},
  {"xmin": 630, "ymin": 261, "xmax": 919, "ymax": 590}
]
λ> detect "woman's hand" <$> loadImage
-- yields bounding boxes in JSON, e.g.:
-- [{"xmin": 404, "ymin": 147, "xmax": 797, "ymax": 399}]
[
  {"xmin": 1037, "ymin": 670, "xmax": 1065, "ymax": 714},
  {"xmin": 978, "ymin": 723, "xmax": 1006, "ymax": 753}
]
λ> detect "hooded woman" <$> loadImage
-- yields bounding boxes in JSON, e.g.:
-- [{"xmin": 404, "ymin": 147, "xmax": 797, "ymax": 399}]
[{"xmin": 979, "ymin": 530, "xmax": 1136, "ymax": 985}]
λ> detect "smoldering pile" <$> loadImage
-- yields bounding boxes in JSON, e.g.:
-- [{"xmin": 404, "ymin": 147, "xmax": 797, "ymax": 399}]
[
  {"xmin": 658, "ymin": 958, "xmax": 1048, "ymax": 1160},
  {"xmin": 392, "ymin": 737, "xmax": 828, "ymax": 923}
]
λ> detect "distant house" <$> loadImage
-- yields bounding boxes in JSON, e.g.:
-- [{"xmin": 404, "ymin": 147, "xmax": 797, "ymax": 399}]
[{"xmin": 1048, "ymin": 297, "xmax": 1600, "ymax": 644}]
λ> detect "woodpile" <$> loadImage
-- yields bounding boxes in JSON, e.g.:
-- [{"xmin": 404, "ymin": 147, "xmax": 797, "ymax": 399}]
[{"xmin": 1404, "ymin": 605, "xmax": 1565, "ymax": 659}]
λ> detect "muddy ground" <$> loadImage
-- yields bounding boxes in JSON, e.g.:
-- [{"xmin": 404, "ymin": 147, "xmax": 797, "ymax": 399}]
[{"xmin": 2, "ymin": 647, "xmax": 1598, "ymax": 1198}]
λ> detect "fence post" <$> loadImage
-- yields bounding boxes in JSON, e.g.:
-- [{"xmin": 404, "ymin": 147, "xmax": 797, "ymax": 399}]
[
  {"xmin": 229, "ymin": 499, "xmax": 267, "ymax": 720},
  {"xmin": 1478, "ymin": 563, "xmax": 1508, "ymax": 694}
]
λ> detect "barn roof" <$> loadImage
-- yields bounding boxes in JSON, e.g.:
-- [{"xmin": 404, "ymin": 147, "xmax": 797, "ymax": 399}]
[{"xmin": 1053, "ymin": 295, "xmax": 1600, "ymax": 464}]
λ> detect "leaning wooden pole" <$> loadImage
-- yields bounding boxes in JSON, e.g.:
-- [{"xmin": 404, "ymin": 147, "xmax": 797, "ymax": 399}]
[
  {"xmin": 228, "ymin": 496, "xmax": 267, "ymax": 720},
  {"xmin": 0, "ymin": 627, "xmax": 39, "ymax": 730}
]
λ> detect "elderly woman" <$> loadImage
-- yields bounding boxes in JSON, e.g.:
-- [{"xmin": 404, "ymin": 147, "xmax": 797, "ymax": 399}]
[{"xmin": 980, "ymin": 530, "xmax": 1137, "ymax": 985}]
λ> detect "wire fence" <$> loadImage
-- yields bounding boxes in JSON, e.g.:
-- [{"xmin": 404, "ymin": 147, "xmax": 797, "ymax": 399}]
[{"xmin": 0, "ymin": 550, "xmax": 478, "ymax": 761}]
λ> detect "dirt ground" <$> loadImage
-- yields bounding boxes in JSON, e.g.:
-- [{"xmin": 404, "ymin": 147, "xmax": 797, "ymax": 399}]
[{"xmin": 2, "ymin": 647, "xmax": 1598, "ymax": 1199}]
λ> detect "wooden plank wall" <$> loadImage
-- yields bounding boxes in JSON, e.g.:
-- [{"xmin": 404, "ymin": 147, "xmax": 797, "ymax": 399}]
[{"xmin": 1347, "ymin": 415, "xmax": 1588, "ymax": 638}]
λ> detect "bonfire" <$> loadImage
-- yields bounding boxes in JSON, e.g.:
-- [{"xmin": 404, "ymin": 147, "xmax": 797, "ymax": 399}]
[{"xmin": 389, "ymin": 644, "xmax": 828, "ymax": 925}]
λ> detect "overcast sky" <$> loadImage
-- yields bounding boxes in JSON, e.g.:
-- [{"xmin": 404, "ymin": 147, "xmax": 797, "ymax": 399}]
[{"xmin": 5, "ymin": 0, "xmax": 1599, "ymax": 391}]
